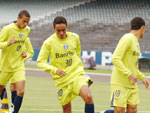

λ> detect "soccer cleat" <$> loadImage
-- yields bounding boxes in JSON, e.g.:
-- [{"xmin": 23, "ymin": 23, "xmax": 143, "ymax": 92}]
[{"xmin": 88, "ymin": 79, "xmax": 93, "ymax": 86}]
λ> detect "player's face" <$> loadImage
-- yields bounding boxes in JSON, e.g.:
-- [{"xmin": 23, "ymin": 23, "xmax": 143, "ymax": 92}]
[
  {"xmin": 54, "ymin": 24, "xmax": 67, "ymax": 39},
  {"xmin": 140, "ymin": 26, "xmax": 145, "ymax": 39},
  {"xmin": 17, "ymin": 15, "xmax": 30, "ymax": 29}
]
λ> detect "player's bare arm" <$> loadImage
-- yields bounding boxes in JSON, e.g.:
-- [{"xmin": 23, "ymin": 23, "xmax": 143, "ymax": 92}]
[
  {"xmin": 8, "ymin": 37, "xmax": 15, "ymax": 46},
  {"xmin": 142, "ymin": 77, "xmax": 150, "ymax": 89}
]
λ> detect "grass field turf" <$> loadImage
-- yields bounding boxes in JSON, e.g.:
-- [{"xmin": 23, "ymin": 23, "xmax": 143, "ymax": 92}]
[
  {"xmin": 25, "ymin": 65, "xmax": 150, "ymax": 76},
  {"xmin": 6, "ymin": 75, "xmax": 150, "ymax": 113}
]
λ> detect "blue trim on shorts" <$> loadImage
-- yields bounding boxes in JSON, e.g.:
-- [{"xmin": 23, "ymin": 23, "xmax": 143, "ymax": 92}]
[{"xmin": 110, "ymin": 92, "xmax": 114, "ymax": 107}]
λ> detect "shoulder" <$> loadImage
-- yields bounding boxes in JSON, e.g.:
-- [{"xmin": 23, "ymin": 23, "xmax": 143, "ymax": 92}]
[
  {"xmin": 67, "ymin": 32, "xmax": 80, "ymax": 40},
  {"xmin": 2, "ymin": 24, "xmax": 11, "ymax": 31},
  {"xmin": 25, "ymin": 26, "xmax": 31, "ymax": 32},
  {"xmin": 122, "ymin": 33, "xmax": 133, "ymax": 39},
  {"xmin": 120, "ymin": 33, "xmax": 132, "ymax": 42},
  {"xmin": 43, "ymin": 33, "xmax": 55, "ymax": 44},
  {"xmin": 69, "ymin": 32, "xmax": 79, "ymax": 37}
]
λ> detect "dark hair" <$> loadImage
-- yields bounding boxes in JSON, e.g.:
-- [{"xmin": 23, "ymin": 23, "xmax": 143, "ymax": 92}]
[
  {"xmin": 53, "ymin": 16, "xmax": 67, "ymax": 28},
  {"xmin": 131, "ymin": 17, "xmax": 145, "ymax": 30},
  {"xmin": 18, "ymin": 10, "xmax": 30, "ymax": 18}
]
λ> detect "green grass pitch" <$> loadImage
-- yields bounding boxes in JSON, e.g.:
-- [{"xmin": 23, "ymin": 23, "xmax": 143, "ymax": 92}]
[{"xmin": 6, "ymin": 76, "xmax": 150, "ymax": 113}]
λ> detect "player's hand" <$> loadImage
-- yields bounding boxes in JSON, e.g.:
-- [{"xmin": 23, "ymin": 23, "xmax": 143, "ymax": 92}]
[
  {"xmin": 8, "ymin": 37, "xmax": 15, "ymax": 46},
  {"xmin": 142, "ymin": 77, "xmax": 150, "ymax": 89},
  {"xmin": 22, "ymin": 52, "xmax": 27, "ymax": 58},
  {"xmin": 56, "ymin": 69, "xmax": 67, "ymax": 77},
  {"xmin": 128, "ymin": 74, "xmax": 137, "ymax": 85}
]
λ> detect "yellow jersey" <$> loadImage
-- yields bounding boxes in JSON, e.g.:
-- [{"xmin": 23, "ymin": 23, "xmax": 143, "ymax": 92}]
[
  {"xmin": 37, "ymin": 32, "xmax": 85, "ymax": 88},
  {"xmin": 0, "ymin": 23, "xmax": 34, "ymax": 72},
  {"xmin": 111, "ymin": 33, "xmax": 145, "ymax": 88}
]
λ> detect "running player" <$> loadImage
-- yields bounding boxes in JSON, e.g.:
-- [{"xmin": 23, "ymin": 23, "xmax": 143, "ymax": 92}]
[
  {"xmin": 0, "ymin": 10, "xmax": 34, "ymax": 113},
  {"xmin": 110, "ymin": 17, "xmax": 150, "ymax": 113}
]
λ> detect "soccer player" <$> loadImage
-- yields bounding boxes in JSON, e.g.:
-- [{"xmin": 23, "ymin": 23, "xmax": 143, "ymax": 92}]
[
  {"xmin": 0, "ymin": 10, "xmax": 34, "ymax": 113},
  {"xmin": 37, "ymin": 16, "xmax": 94, "ymax": 113},
  {"xmin": 110, "ymin": 17, "xmax": 150, "ymax": 113}
]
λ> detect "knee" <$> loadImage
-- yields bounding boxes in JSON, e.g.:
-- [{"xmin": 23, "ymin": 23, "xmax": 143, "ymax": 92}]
[
  {"xmin": 133, "ymin": 108, "xmax": 137, "ymax": 113},
  {"xmin": 115, "ymin": 107, "xmax": 125, "ymax": 113},
  {"xmin": 63, "ymin": 107, "xmax": 71, "ymax": 113},
  {"xmin": 10, "ymin": 84, "xmax": 16, "ymax": 92},
  {"xmin": 17, "ymin": 89, "xmax": 24, "ymax": 96},
  {"xmin": 128, "ymin": 107, "xmax": 137, "ymax": 113},
  {"xmin": 85, "ymin": 93, "xmax": 93, "ymax": 104}
]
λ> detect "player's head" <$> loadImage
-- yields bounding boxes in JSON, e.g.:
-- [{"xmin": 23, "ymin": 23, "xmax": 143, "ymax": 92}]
[
  {"xmin": 16, "ymin": 10, "xmax": 30, "ymax": 29},
  {"xmin": 53, "ymin": 16, "xmax": 67, "ymax": 39},
  {"xmin": 131, "ymin": 17, "xmax": 145, "ymax": 38}
]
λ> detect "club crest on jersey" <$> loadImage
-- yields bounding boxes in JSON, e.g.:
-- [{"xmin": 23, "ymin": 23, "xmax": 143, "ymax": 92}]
[
  {"xmin": 64, "ymin": 44, "xmax": 68, "ymax": 50},
  {"xmin": 19, "ymin": 33, "xmax": 23, "ymax": 38}
]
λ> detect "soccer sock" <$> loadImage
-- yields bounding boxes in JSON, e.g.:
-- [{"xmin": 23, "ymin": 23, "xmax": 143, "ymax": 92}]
[
  {"xmin": 104, "ymin": 110, "xmax": 114, "ymax": 113},
  {"xmin": 13, "ymin": 96, "xmax": 23, "ymax": 113},
  {"xmin": 11, "ymin": 91, "xmax": 17, "ymax": 104},
  {"xmin": 85, "ymin": 104, "xmax": 94, "ymax": 113},
  {"xmin": 0, "ymin": 88, "xmax": 6, "ymax": 100}
]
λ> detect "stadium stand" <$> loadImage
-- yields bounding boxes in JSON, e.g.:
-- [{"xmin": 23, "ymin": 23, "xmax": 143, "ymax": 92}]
[
  {"xmin": 1, "ymin": 0, "xmax": 150, "ymax": 53},
  {"xmin": 0, "ymin": 0, "xmax": 89, "ymax": 26},
  {"xmin": 139, "ymin": 58, "xmax": 150, "ymax": 72}
]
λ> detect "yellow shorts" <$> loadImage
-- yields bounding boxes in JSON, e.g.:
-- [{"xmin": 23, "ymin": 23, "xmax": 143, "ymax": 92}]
[
  {"xmin": 110, "ymin": 84, "xmax": 139, "ymax": 108},
  {"xmin": 57, "ymin": 75, "xmax": 92, "ymax": 106},
  {"xmin": 0, "ymin": 70, "xmax": 26, "ymax": 85}
]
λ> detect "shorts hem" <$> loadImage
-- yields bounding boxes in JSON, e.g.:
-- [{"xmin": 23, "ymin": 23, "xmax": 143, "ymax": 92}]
[{"xmin": 10, "ymin": 79, "xmax": 26, "ymax": 84}]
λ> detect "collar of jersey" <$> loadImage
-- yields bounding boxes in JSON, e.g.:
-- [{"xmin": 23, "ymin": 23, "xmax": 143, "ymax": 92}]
[{"xmin": 55, "ymin": 32, "xmax": 70, "ymax": 41}]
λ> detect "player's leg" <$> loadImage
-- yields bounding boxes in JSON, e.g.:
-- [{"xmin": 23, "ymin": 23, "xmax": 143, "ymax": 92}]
[
  {"xmin": 114, "ymin": 107, "xmax": 125, "ymax": 113},
  {"xmin": 110, "ymin": 85, "xmax": 128, "ymax": 113},
  {"xmin": 0, "ymin": 86, "xmax": 6, "ymax": 99},
  {"xmin": 10, "ymin": 83, "xmax": 17, "ymax": 104},
  {"xmin": 10, "ymin": 70, "xmax": 26, "ymax": 113},
  {"xmin": 79, "ymin": 85, "xmax": 93, "ymax": 104},
  {"xmin": 126, "ymin": 88, "xmax": 139, "ymax": 113},
  {"xmin": 79, "ymin": 85, "xmax": 94, "ymax": 113},
  {"xmin": 57, "ymin": 85, "xmax": 72, "ymax": 113},
  {"xmin": 62, "ymin": 102, "xmax": 71, "ymax": 113},
  {"xmin": 0, "ymin": 84, "xmax": 17, "ymax": 103},
  {"xmin": 13, "ymin": 80, "xmax": 25, "ymax": 113},
  {"xmin": 0, "ymin": 72, "xmax": 11, "ymax": 97},
  {"xmin": 9, "ymin": 83, "xmax": 17, "ymax": 113},
  {"xmin": 73, "ymin": 75, "xmax": 94, "ymax": 113},
  {"xmin": 127, "ymin": 104, "xmax": 137, "ymax": 113},
  {"xmin": 0, "ymin": 87, "xmax": 6, "ymax": 100}
]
